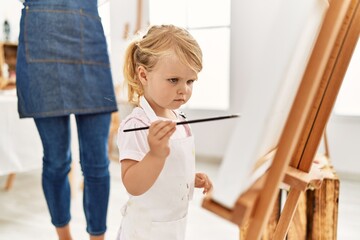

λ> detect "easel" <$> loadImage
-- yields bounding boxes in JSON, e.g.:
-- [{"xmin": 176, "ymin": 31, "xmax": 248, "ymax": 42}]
[{"xmin": 202, "ymin": 0, "xmax": 360, "ymax": 239}]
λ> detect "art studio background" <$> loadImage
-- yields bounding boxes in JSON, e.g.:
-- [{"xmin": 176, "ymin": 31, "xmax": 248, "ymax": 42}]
[{"xmin": 0, "ymin": 0, "xmax": 359, "ymax": 239}]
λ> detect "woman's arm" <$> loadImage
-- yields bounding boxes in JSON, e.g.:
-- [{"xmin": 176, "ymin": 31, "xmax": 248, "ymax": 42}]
[{"xmin": 121, "ymin": 120, "xmax": 176, "ymax": 196}]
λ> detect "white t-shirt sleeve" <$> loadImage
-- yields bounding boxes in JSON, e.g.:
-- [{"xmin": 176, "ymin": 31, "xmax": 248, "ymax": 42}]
[{"xmin": 117, "ymin": 118, "xmax": 150, "ymax": 162}]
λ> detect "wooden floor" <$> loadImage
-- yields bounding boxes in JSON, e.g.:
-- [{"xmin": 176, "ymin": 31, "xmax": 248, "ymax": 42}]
[{"xmin": 0, "ymin": 159, "xmax": 359, "ymax": 239}]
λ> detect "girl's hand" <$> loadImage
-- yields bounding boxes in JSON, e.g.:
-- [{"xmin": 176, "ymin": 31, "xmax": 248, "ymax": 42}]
[
  {"xmin": 195, "ymin": 172, "xmax": 213, "ymax": 194},
  {"xmin": 147, "ymin": 120, "xmax": 176, "ymax": 159}
]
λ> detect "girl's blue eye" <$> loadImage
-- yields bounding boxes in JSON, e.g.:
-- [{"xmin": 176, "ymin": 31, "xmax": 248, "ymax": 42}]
[{"xmin": 168, "ymin": 78, "xmax": 178, "ymax": 83}]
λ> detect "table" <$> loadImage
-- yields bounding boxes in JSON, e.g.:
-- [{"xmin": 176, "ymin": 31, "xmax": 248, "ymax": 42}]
[
  {"xmin": 0, "ymin": 89, "xmax": 42, "ymax": 177},
  {"xmin": 0, "ymin": 89, "xmax": 101, "ymax": 194},
  {"xmin": 0, "ymin": 88, "xmax": 131, "ymax": 191}
]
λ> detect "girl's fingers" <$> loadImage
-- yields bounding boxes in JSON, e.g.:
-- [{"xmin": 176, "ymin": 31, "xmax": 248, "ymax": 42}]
[
  {"xmin": 195, "ymin": 173, "xmax": 213, "ymax": 194},
  {"xmin": 195, "ymin": 174, "xmax": 205, "ymax": 187},
  {"xmin": 150, "ymin": 120, "xmax": 176, "ymax": 139},
  {"xmin": 202, "ymin": 175, "xmax": 213, "ymax": 194}
]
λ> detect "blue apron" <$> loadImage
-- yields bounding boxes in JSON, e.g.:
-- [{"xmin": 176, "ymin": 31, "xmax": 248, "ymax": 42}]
[{"xmin": 16, "ymin": 0, "xmax": 117, "ymax": 118}]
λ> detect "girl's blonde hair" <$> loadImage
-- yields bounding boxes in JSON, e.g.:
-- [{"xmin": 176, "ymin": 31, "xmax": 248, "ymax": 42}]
[{"xmin": 123, "ymin": 25, "xmax": 203, "ymax": 105}]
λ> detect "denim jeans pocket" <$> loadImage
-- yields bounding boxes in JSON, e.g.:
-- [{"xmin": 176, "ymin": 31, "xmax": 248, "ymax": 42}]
[{"xmin": 24, "ymin": 8, "xmax": 109, "ymax": 66}]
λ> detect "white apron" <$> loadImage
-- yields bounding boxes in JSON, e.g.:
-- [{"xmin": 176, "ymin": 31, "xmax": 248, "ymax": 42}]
[{"xmin": 117, "ymin": 121, "xmax": 195, "ymax": 240}]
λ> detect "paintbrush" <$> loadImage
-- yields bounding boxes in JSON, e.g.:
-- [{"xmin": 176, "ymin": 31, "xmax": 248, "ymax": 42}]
[{"xmin": 123, "ymin": 114, "xmax": 240, "ymax": 132}]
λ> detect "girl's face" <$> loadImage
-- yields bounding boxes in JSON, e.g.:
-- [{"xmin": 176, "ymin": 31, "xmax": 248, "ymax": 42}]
[{"xmin": 138, "ymin": 53, "xmax": 198, "ymax": 118}]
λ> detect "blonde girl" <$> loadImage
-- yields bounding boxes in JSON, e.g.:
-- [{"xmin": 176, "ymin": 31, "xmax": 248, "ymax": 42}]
[{"xmin": 117, "ymin": 25, "xmax": 213, "ymax": 240}]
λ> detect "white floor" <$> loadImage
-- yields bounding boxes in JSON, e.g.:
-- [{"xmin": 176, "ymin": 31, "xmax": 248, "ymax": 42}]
[
  {"xmin": 0, "ymin": 160, "xmax": 239, "ymax": 240},
  {"xmin": 0, "ymin": 159, "xmax": 359, "ymax": 240}
]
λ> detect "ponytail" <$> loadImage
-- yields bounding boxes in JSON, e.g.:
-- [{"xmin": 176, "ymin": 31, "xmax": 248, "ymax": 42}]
[{"xmin": 123, "ymin": 41, "xmax": 143, "ymax": 105}]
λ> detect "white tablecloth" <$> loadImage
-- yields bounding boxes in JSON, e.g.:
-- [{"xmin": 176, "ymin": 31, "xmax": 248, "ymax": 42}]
[{"xmin": 0, "ymin": 89, "xmax": 43, "ymax": 175}]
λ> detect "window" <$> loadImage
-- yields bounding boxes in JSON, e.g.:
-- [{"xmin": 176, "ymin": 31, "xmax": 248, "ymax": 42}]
[
  {"xmin": 334, "ymin": 37, "xmax": 360, "ymax": 116},
  {"xmin": 149, "ymin": 0, "xmax": 230, "ymax": 110}
]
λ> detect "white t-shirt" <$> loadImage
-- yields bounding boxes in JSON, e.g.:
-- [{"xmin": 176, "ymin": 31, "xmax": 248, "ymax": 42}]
[{"xmin": 117, "ymin": 97, "xmax": 189, "ymax": 162}]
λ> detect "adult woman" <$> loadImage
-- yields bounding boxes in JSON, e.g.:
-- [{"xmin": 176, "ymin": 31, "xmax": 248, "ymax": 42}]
[{"xmin": 16, "ymin": 0, "xmax": 117, "ymax": 239}]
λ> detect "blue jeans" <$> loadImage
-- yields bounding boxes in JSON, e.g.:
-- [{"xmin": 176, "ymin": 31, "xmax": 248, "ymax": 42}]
[{"xmin": 34, "ymin": 113, "xmax": 111, "ymax": 235}]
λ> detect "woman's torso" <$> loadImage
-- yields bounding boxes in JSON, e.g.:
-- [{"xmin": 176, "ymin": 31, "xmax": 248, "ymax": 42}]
[{"xmin": 16, "ymin": 0, "xmax": 117, "ymax": 118}]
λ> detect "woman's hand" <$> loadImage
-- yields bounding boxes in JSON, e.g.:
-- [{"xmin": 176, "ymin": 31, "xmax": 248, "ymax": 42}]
[
  {"xmin": 195, "ymin": 172, "xmax": 213, "ymax": 194},
  {"xmin": 147, "ymin": 120, "xmax": 176, "ymax": 159}
]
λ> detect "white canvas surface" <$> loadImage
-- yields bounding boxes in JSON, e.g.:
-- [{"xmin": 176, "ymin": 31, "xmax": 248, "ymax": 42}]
[{"xmin": 212, "ymin": 0, "xmax": 329, "ymax": 208}]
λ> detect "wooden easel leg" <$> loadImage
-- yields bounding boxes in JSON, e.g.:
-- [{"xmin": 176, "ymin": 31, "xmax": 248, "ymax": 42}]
[
  {"xmin": 240, "ymin": 192, "xmax": 282, "ymax": 240},
  {"xmin": 273, "ymin": 188, "xmax": 302, "ymax": 240},
  {"xmin": 287, "ymin": 191, "xmax": 307, "ymax": 239},
  {"xmin": 308, "ymin": 177, "xmax": 340, "ymax": 239},
  {"xmin": 4, "ymin": 173, "xmax": 16, "ymax": 191}
]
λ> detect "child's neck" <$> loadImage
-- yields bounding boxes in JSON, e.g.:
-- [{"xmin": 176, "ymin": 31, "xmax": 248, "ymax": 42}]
[
  {"xmin": 143, "ymin": 96, "xmax": 177, "ymax": 120},
  {"xmin": 157, "ymin": 110, "xmax": 177, "ymax": 120}
]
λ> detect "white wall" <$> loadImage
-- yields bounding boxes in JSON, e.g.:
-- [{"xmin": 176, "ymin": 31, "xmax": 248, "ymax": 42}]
[
  {"xmin": 327, "ymin": 115, "xmax": 360, "ymax": 177},
  {"xmin": 2, "ymin": 0, "xmax": 360, "ymax": 176},
  {"xmin": 190, "ymin": 0, "xmax": 360, "ymax": 177},
  {"xmin": 108, "ymin": 0, "xmax": 149, "ymax": 88},
  {"xmin": 0, "ymin": 1, "xmax": 22, "ymax": 42}
]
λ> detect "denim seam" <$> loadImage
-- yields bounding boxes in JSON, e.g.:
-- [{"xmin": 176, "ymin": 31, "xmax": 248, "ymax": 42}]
[
  {"xmin": 23, "ymin": 106, "xmax": 117, "ymax": 118},
  {"xmin": 52, "ymin": 217, "xmax": 71, "ymax": 228},
  {"xmin": 26, "ymin": 9, "xmax": 101, "ymax": 20},
  {"xmin": 24, "ymin": 7, "xmax": 30, "ymax": 64},
  {"xmin": 26, "ymin": 58, "xmax": 111, "ymax": 67},
  {"xmin": 80, "ymin": 9, "xmax": 84, "ymax": 66}
]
